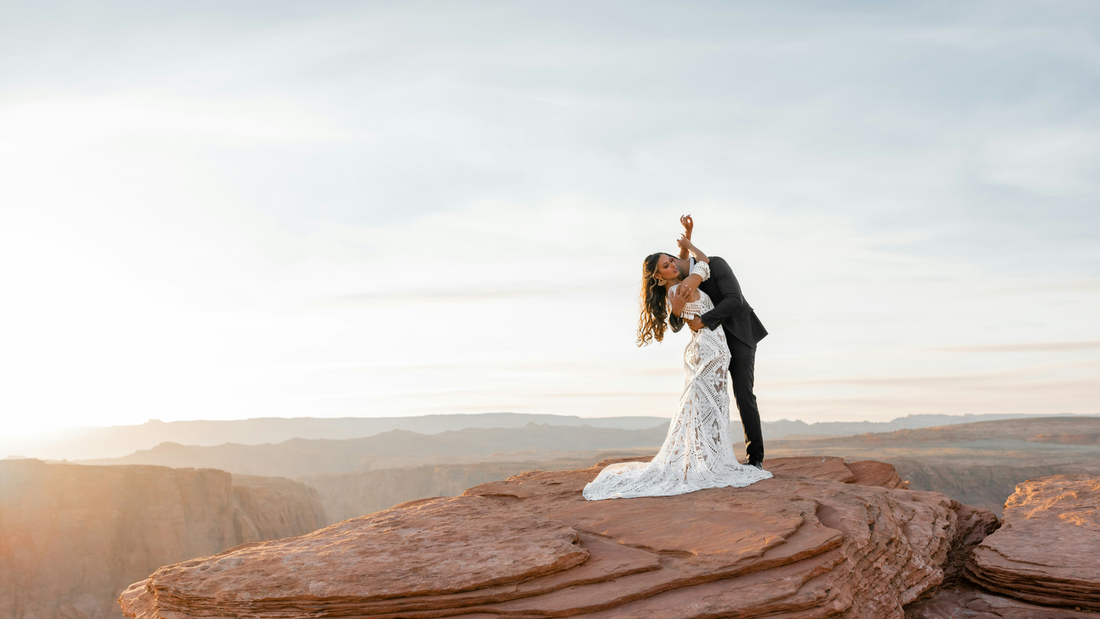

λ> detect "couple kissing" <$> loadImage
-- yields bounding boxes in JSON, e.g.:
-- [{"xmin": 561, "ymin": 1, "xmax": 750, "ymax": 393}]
[{"xmin": 584, "ymin": 215, "xmax": 771, "ymax": 501}]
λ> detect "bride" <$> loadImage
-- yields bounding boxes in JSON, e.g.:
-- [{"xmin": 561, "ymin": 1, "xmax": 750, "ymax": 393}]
[{"xmin": 583, "ymin": 236, "xmax": 772, "ymax": 500}]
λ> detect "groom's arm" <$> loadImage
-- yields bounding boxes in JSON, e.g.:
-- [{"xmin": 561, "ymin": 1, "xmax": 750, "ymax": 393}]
[
  {"xmin": 669, "ymin": 312, "xmax": 685, "ymax": 333},
  {"xmin": 699, "ymin": 257, "xmax": 745, "ymax": 330}
]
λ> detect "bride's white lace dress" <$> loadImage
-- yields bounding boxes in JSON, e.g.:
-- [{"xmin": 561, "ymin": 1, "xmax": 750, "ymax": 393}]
[{"xmin": 583, "ymin": 261, "xmax": 772, "ymax": 500}]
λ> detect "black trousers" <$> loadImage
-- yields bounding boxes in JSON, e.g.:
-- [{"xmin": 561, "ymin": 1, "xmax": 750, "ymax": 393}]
[{"xmin": 728, "ymin": 334, "xmax": 764, "ymax": 464}]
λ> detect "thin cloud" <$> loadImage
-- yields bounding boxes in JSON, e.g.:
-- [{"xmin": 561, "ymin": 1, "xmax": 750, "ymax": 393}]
[
  {"xmin": 306, "ymin": 285, "xmax": 604, "ymax": 307},
  {"xmin": 931, "ymin": 341, "xmax": 1100, "ymax": 353}
]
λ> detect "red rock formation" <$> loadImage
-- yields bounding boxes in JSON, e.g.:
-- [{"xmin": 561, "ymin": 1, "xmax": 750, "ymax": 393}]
[
  {"xmin": 940, "ymin": 504, "xmax": 1000, "ymax": 587},
  {"xmin": 965, "ymin": 474, "xmax": 1100, "ymax": 611},
  {"xmin": 0, "ymin": 460, "xmax": 324, "ymax": 619},
  {"xmin": 762, "ymin": 455, "xmax": 858, "ymax": 482},
  {"xmin": 905, "ymin": 586, "xmax": 1097, "ymax": 618},
  {"xmin": 121, "ymin": 458, "xmax": 993, "ymax": 619},
  {"xmin": 846, "ymin": 459, "xmax": 910, "ymax": 489},
  {"xmin": 1030, "ymin": 433, "xmax": 1100, "ymax": 445}
]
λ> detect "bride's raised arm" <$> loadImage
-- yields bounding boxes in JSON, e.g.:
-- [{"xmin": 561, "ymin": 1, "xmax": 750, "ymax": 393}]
[
  {"xmin": 678, "ymin": 235, "xmax": 709, "ymax": 265},
  {"xmin": 669, "ymin": 236, "xmax": 711, "ymax": 318},
  {"xmin": 668, "ymin": 237, "xmax": 708, "ymax": 317},
  {"xmin": 677, "ymin": 215, "xmax": 694, "ymax": 260}
]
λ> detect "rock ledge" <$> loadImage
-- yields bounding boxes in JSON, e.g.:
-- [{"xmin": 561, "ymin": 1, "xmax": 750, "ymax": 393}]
[
  {"xmin": 965, "ymin": 474, "xmax": 1100, "ymax": 611},
  {"xmin": 121, "ymin": 457, "xmax": 993, "ymax": 619}
]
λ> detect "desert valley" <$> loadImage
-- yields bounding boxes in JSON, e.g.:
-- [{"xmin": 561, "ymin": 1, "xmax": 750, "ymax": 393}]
[{"xmin": 3, "ymin": 413, "xmax": 1099, "ymax": 619}]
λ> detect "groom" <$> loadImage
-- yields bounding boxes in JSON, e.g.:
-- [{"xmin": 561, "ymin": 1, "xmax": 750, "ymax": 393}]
[{"xmin": 668, "ymin": 216, "xmax": 769, "ymax": 469}]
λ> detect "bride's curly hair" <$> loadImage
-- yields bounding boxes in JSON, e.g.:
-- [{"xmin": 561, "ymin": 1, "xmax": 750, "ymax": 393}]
[{"xmin": 638, "ymin": 252, "xmax": 672, "ymax": 346}]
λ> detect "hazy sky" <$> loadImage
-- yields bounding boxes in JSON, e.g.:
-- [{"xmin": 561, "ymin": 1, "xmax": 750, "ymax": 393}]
[{"xmin": 2, "ymin": 1, "xmax": 1099, "ymax": 438}]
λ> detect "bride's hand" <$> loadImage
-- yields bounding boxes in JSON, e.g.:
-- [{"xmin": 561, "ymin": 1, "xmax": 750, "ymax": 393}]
[
  {"xmin": 676, "ymin": 279, "xmax": 698, "ymax": 301},
  {"xmin": 676, "ymin": 233, "xmax": 694, "ymax": 252},
  {"xmin": 680, "ymin": 214, "xmax": 693, "ymax": 236}
]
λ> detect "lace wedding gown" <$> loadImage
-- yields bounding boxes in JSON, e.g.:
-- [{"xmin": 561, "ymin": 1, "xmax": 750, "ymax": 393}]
[{"xmin": 583, "ymin": 261, "xmax": 772, "ymax": 500}]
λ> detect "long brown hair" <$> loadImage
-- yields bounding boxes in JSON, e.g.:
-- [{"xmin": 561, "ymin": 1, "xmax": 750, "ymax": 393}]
[{"xmin": 637, "ymin": 252, "xmax": 672, "ymax": 346}]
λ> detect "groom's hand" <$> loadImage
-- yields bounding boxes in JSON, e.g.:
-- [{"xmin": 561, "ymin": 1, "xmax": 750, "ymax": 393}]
[{"xmin": 688, "ymin": 317, "xmax": 705, "ymax": 332}]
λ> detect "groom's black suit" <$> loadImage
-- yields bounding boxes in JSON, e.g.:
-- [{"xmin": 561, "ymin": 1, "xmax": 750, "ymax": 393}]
[{"xmin": 669, "ymin": 256, "xmax": 768, "ymax": 464}]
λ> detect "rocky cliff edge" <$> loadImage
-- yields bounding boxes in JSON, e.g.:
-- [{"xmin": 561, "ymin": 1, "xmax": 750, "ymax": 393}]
[
  {"xmin": 0, "ymin": 460, "xmax": 325, "ymax": 619},
  {"xmin": 120, "ymin": 456, "xmax": 997, "ymax": 619}
]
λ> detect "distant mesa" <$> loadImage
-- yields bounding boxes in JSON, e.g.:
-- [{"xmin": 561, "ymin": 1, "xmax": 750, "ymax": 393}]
[
  {"xmin": 73, "ymin": 416, "xmax": 1100, "ymax": 523},
  {"xmin": 7, "ymin": 411, "xmax": 1096, "ymax": 462},
  {"xmin": 77, "ymin": 423, "xmax": 673, "ymax": 479},
  {"xmin": 3, "ymin": 412, "xmax": 673, "ymax": 461},
  {"xmin": 1030, "ymin": 432, "xmax": 1100, "ymax": 445},
  {"xmin": 766, "ymin": 416, "xmax": 1100, "ymax": 517}
]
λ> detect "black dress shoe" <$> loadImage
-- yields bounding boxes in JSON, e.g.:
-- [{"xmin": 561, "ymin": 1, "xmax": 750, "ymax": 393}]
[{"xmin": 745, "ymin": 459, "xmax": 763, "ymax": 470}]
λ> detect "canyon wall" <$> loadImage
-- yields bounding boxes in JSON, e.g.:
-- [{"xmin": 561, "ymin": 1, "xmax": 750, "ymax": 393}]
[
  {"xmin": 80, "ymin": 419, "xmax": 1100, "ymax": 519},
  {"xmin": 891, "ymin": 459, "xmax": 1100, "ymax": 516},
  {"xmin": 0, "ymin": 460, "xmax": 324, "ymax": 619}
]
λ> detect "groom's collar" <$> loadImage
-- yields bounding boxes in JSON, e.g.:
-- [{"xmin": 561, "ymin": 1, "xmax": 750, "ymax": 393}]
[{"xmin": 684, "ymin": 255, "xmax": 695, "ymax": 277}]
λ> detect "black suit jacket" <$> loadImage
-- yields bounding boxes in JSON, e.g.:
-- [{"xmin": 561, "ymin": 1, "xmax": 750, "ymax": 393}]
[{"xmin": 669, "ymin": 256, "xmax": 767, "ymax": 348}]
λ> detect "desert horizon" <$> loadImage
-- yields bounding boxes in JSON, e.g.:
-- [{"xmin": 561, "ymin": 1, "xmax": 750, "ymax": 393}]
[
  {"xmin": 6, "ymin": 409, "xmax": 1097, "ymax": 461},
  {"xmin": 8, "ymin": 410, "xmax": 1100, "ymax": 522},
  {"xmin": 5, "ymin": 411, "xmax": 1100, "ymax": 619}
]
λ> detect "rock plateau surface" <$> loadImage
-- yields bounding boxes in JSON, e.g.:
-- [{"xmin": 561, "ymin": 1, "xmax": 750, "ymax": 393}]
[
  {"xmin": 121, "ymin": 456, "xmax": 996, "ymax": 619},
  {"xmin": 965, "ymin": 474, "xmax": 1100, "ymax": 611},
  {"xmin": 0, "ymin": 460, "xmax": 325, "ymax": 619}
]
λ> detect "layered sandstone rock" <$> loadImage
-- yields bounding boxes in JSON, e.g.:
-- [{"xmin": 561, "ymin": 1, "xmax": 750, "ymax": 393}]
[
  {"xmin": 0, "ymin": 460, "xmax": 324, "ymax": 619},
  {"xmin": 905, "ymin": 586, "xmax": 1097, "ymax": 618},
  {"xmin": 965, "ymin": 474, "xmax": 1100, "ymax": 611},
  {"xmin": 121, "ymin": 457, "xmax": 993, "ymax": 619}
]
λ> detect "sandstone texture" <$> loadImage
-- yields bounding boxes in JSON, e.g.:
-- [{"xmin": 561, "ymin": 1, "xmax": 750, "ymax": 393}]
[
  {"xmin": 121, "ymin": 457, "xmax": 994, "ymax": 619},
  {"xmin": 965, "ymin": 474, "xmax": 1100, "ymax": 611},
  {"xmin": 0, "ymin": 460, "xmax": 325, "ymax": 619},
  {"xmin": 905, "ymin": 586, "xmax": 1097, "ymax": 619}
]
